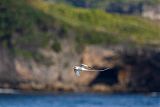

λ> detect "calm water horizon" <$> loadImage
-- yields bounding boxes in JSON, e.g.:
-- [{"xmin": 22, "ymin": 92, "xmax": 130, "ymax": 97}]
[{"xmin": 0, "ymin": 93, "xmax": 159, "ymax": 107}]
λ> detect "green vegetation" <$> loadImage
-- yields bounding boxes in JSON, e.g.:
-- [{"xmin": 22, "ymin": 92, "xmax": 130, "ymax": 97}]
[
  {"xmin": 0, "ymin": 0, "xmax": 160, "ymax": 60},
  {"xmin": 0, "ymin": 0, "xmax": 55, "ymax": 59},
  {"xmin": 51, "ymin": 40, "xmax": 62, "ymax": 52},
  {"xmin": 46, "ymin": 0, "xmax": 160, "ymax": 8},
  {"xmin": 34, "ymin": 1, "xmax": 160, "ymax": 45}
]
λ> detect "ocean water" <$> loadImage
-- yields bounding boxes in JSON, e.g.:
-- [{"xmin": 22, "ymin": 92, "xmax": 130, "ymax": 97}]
[{"xmin": 0, "ymin": 93, "xmax": 159, "ymax": 107}]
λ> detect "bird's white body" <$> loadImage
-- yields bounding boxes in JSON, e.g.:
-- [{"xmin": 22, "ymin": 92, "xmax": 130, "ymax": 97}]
[
  {"xmin": 74, "ymin": 66, "xmax": 88, "ymax": 71},
  {"xmin": 74, "ymin": 65, "xmax": 88, "ymax": 76},
  {"xmin": 73, "ymin": 64, "xmax": 109, "ymax": 77}
]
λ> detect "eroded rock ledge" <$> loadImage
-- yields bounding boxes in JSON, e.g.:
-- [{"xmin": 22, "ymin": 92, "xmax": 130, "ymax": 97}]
[
  {"xmin": 0, "ymin": 45, "xmax": 159, "ymax": 93},
  {"xmin": 81, "ymin": 46, "xmax": 160, "ymax": 92}
]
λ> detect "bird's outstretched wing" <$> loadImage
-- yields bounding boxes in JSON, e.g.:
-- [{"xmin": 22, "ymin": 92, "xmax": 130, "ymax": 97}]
[
  {"xmin": 84, "ymin": 68, "xmax": 110, "ymax": 72},
  {"xmin": 80, "ymin": 64, "xmax": 92, "ymax": 69},
  {"xmin": 74, "ymin": 64, "xmax": 110, "ymax": 77}
]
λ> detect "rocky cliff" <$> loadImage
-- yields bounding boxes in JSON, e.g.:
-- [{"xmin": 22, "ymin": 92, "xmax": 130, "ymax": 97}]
[
  {"xmin": 0, "ymin": 43, "xmax": 160, "ymax": 93},
  {"xmin": 0, "ymin": 0, "xmax": 160, "ymax": 93},
  {"xmin": 82, "ymin": 46, "xmax": 160, "ymax": 92}
]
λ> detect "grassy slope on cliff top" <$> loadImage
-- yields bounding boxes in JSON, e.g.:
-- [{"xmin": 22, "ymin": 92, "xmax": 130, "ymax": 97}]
[
  {"xmin": 46, "ymin": 0, "xmax": 160, "ymax": 9},
  {"xmin": 0, "ymin": 0, "xmax": 160, "ymax": 58},
  {"xmin": 32, "ymin": 0, "xmax": 160, "ymax": 45}
]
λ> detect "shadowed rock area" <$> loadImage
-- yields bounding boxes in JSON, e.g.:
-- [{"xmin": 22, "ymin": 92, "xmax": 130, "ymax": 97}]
[{"xmin": 81, "ymin": 46, "xmax": 160, "ymax": 92}]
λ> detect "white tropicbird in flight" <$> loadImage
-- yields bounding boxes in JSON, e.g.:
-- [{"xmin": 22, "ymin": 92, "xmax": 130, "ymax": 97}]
[{"xmin": 73, "ymin": 64, "xmax": 109, "ymax": 77}]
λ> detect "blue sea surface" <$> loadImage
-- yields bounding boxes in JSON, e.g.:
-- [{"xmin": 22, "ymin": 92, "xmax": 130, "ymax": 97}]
[{"xmin": 0, "ymin": 93, "xmax": 159, "ymax": 107}]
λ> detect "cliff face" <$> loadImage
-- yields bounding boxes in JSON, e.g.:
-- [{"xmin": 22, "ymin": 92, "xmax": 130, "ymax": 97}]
[
  {"xmin": 0, "ymin": 0, "xmax": 160, "ymax": 93},
  {"xmin": 82, "ymin": 46, "xmax": 160, "ymax": 92},
  {"xmin": 13, "ymin": 40, "xmax": 82, "ymax": 91},
  {"xmin": 0, "ymin": 45, "xmax": 20, "ymax": 87},
  {"xmin": 0, "ymin": 44, "xmax": 160, "ymax": 93},
  {"xmin": 122, "ymin": 47, "xmax": 160, "ymax": 92}
]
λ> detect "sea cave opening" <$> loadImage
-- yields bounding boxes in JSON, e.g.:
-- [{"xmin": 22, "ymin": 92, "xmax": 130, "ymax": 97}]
[{"xmin": 89, "ymin": 67, "xmax": 120, "ymax": 86}]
